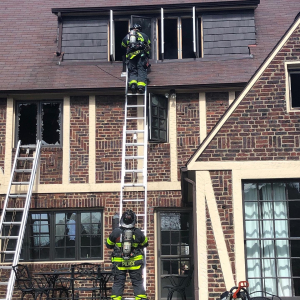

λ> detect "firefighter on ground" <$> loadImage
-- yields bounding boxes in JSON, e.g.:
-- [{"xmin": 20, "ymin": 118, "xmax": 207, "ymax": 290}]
[
  {"xmin": 106, "ymin": 210, "xmax": 148, "ymax": 300},
  {"xmin": 122, "ymin": 24, "xmax": 151, "ymax": 94}
]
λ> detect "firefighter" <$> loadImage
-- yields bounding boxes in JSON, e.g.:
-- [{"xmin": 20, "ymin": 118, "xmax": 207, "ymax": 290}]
[
  {"xmin": 122, "ymin": 24, "xmax": 151, "ymax": 94},
  {"xmin": 106, "ymin": 210, "xmax": 148, "ymax": 300}
]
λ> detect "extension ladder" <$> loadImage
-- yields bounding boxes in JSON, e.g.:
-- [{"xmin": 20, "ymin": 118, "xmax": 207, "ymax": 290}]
[
  {"xmin": 120, "ymin": 70, "xmax": 148, "ymax": 291},
  {"xmin": 0, "ymin": 140, "xmax": 42, "ymax": 300}
]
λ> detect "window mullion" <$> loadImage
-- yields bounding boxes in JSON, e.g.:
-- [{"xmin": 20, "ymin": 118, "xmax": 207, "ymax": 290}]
[
  {"xmin": 110, "ymin": 10, "xmax": 114, "ymax": 61},
  {"xmin": 37, "ymin": 101, "xmax": 42, "ymax": 143},
  {"xmin": 192, "ymin": 7, "xmax": 198, "ymax": 58},
  {"xmin": 178, "ymin": 18, "xmax": 182, "ymax": 59},
  {"xmin": 161, "ymin": 8, "xmax": 164, "ymax": 60}
]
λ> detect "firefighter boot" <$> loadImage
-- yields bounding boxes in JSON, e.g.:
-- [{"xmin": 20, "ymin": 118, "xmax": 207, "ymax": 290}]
[{"xmin": 130, "ymin": 83, "xmax": 137, "ymax": 94}]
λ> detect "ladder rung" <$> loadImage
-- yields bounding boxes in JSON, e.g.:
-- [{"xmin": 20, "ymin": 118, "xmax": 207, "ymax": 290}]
[
  {"xmin": 0, "ymin": 251, "xmax": 16, "ymax": 254},
  {"xmin": 11, "ymin": 182, "xmax": 29, "ymax": 185},
  {"xmin": 125, "ymin": 170, "xmax": 143, "ymax": 173},
  {"xmin": 126, "ymin": 130, "xmax": 145, "ymax": 133},
  {"xmin": 127, "ymin": 105, "xmax": 145, "ymax": 108},
  {"xmin": 6, "ymin": 208, "xmax": 24, "ymax": 212},
  {"xmin": 125, "ymin": 143, "xmax": 144, "ymax": 146},
  {"xmin": 8, "ymin": 194, "xmax": 27, "ymax": 198},
  {"xmin": 2, "ymin": 222, "xmax": 21, "ymax": 225},
  {"xmin": 20, "ymin": 145, "xmax": 37, "ymax": 149},
  {"xmin": 126, "ymin": 117, "xmax": 145, "ymax": 120},
  {"xmin": 126, "ymin": 93, "xmax": 145, "ymax": 96},
  {"xmin": 125, "ymin": 156, "xmax": 144, "ymax": 159},
  {"xmin": 123, "ymin": 183, "xmax": 144, "ymax": 187},
  {"xmin": 15, "ymin": 169, "xmax": 32, "ymax": 173},
  {"xmin": 0, "ymin": 236, "xmax": 18, "ymax": 239},
  {"xmin": 136, "ymin": 213, "xmax": 146, "ymax": 217},
  {"xmin": 123, "ymin": 199, "xmax": 145, "ymax": 202},
  {"xmin": 0, "ymin": 282, "xmax": 9, "ymax": 286},
  {"xmin": 0, "ymin": 266, "xmax": 12, "ymax": 270},
  {"xmin": 17, "ymin": 157, "xmax": 34, "ymax": 160}
]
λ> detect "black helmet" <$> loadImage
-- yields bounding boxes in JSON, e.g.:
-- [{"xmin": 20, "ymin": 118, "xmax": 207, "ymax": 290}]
[
  {"xmin": 130, "ymin": 24, "xmax": 142, "ymax": 31},
  {"xmin": 120, "ymin": 210, "xmax": 136, "ymax": 228}
]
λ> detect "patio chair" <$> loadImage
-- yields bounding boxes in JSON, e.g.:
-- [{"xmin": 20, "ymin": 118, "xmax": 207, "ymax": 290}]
[
  {"xmin": 71, "ymin": 263, "xmax": 102, "ymax": 300},
  {"xmin": 249, "ymin": 291, "xmax": 282, "ymax": 300},
  {"xmin": 12, "ymin": 264, "xmax": 52, "ymax": 300},
  {"xmin": 162, "ymin": 265, "xmax": 194, "ymax": 300}
]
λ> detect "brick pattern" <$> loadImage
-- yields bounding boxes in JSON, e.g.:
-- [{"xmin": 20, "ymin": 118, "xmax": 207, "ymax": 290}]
[
  {"xmin": 95, "ymin": 96, "xmax": 124, "ymax": 183},
  {"xmin": 177, "ymin": 94, "xmax": 200, "ymax": 179},
  {"xmin": 148, "ymin": 143, "xmax": 171, "ymax": 181},
  {"xmin": 206, "ymin": 92, "xmax": 229, "ymax": 134},
  {"xmin": 0, "ymin": 99, "xmax": 6, "ymax": 171},
  {"xmin": 39, "ymin": 148, "xmax": 63, "ymax": 184},
  {"xmin": 70, "ymin": 97, "xmax": 89, "ymax": 183},
  {"xmin": 198, "ymin": 25, "xmax": 300, "ymax": 162}
]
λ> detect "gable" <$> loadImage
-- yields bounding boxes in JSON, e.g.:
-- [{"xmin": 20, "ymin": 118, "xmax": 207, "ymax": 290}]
[{"xmin": 187, "ymin": 15, "xmax": 300, "ymax": 167}]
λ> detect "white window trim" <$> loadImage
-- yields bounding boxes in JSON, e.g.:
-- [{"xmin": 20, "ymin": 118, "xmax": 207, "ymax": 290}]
[{"xmin": 284, "ymin": 61, "xmax": 300, "ymax": 113}]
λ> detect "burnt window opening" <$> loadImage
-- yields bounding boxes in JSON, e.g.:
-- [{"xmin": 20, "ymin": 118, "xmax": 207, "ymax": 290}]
[
  {"xmin": 114, "ymin": 20, "xmax": 129, "ymax": 61},
  {"xmin": 17, "ymin": 101, "xmax": 62, "ymax": 146},
  {"xmin": 290, "ymin": 71, "xmax": 300, "ymax": 109},
  {"xmin": 149, "ymin": 94, "xmax": 168, "ymax": 143},
  {"xmin": 158, "ymin": 16, "xmax": 201, "ymax": 60}
]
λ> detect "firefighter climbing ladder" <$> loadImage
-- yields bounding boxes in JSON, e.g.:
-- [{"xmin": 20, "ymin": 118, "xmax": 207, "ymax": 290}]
[
  {"xmin": 0, "ymin": 140, "xmax": 41, "ymax": 300},
  {"xmin": 120, "ymin": 70, "xmax": 148, "ymax": 290}
]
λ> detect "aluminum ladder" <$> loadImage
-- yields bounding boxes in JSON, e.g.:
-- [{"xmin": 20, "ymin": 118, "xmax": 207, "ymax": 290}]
[
  {"xmin": 120, "ymin": 70, "xmax": 148, "ymax": 293},
  {"xmin": 0, "ymin": 140, "xmax": 42, "ymax": 300}
]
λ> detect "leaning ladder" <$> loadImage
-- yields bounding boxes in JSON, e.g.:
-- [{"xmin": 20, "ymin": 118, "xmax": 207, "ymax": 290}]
[
  {"xmin": 120, "ymin": 70, "xmax": 148, "ymax": 291},
  {"xmin": 0, "ymin": 140, "xmax": 42, "ymax": 300}
]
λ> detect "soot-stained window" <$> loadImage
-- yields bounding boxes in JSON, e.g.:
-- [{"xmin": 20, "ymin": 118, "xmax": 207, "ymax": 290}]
[{"xmin": 17, "ymin": 101, "xmax": 62, "ymax": 146}]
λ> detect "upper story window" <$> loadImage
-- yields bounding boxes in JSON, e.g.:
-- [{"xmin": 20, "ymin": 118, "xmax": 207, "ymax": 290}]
[
  {"xmin": 53, "ymin": 6, "xmax": 256, "ymax": 62},
  {"xmin": 289, "ymin": 70, "xmax": 300, "ymax": 109},
  {"xmin": 16, "ymin": 100, "xmax": 62, "ymax": 146}
]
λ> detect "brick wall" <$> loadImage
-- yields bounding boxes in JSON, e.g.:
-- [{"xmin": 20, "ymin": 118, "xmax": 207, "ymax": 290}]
[
  {"xmin": 39, "ymin": 148, "xmax": 63, "ymax": 184},
  {"xmin": 198, "ymin": 25, "xmax": 300, "ymax": 162},
  {"xmin": 70, "ymin": 96, "xmax": 89, "ymax": 183},
  {"xmin": 148, "ymin": 143, "xmax": 171, "ymax": 181},
  {"xmin": 95, "ymin": 95, "xmax": 124, "ymax": 183},
  {"xmin": 206, "ymin": 92, "xmax": 229, "ymax": 134},
  {"xmin": 177, "ymin": 94, "xmax": 200, "ymax": 179},
  {"xmin": 0, "ymin": 99, "xmax": 6, "ymax": 171}
]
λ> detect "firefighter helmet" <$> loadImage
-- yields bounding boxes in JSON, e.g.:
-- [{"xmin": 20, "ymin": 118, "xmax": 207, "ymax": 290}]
[
  {"xmin": 120, "ymin": 210, "xmax": 136, "ymax": 228},
  {"xmin": 130, "ymin": 23, "xmax": 142, "ymax": 31}
]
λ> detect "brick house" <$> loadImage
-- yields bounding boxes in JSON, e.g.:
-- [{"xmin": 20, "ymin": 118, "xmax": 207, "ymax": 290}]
[{"xmin": 0, "ymin": 1, "xmax": 300, "ymax": 300}]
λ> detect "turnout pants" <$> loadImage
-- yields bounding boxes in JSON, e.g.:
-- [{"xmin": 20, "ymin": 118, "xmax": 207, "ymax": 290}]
[
  {"xmin": 128, "ymin": 55, "xmax": 147, "ymax": 90},
  {"xmin": 111, "ymin": 265, "xmax": 147, "ymax": 300}
]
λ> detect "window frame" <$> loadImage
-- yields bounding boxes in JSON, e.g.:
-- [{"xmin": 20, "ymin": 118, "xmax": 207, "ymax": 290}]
[
  {"xmin": 158, "ymin": 7, "xmax": 201, "ymax": 60},
  {"xmin": 243, "ymin": 180, "xmax": 300, "ymax": 300},
  {"xmin": 284, "ymin": 62, "xmax": 300, "ymax": 113},
  {"xmin": 148, "ymin": 93, "xmax": 169, "ymax": 143},
  {"xmin": 20, "ymin": 209, "xmax": 103, "ymax": 262},
  {"xmin": 15, "ymin": 100, "xmax": 63, "ymax": 147}
]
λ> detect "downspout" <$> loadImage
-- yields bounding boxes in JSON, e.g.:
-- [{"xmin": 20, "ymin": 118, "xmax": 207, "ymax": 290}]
[{"xmin": 181, "ymin": 167, "xmax": 199, "ymax": 300}]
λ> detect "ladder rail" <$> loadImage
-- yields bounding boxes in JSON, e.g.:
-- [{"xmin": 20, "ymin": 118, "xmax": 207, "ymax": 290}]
[
  {"xmin": 0, "ymin": 141, "xmax": 21, "ymax": 238},
  {"xmin": 120, "ymin": 67, "xmax": 148, "ymax": 291},
  {"xmin": 1, "ymin": 141, "xmax": 42, "ymax": 300}
]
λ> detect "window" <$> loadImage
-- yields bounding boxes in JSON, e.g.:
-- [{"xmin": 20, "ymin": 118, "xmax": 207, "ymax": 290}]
[
  {"xmin": 289, "ymin": 70, "xmax": 300, "ymax": 109},
  {"xmin": 149, "ymin": 94, "xmax": 168, "ymax": 143},
  {"xmin": 243, "ymin": 181, "xmax": 300, "ymax": 298},
  {"xmin": 1, "ymin": 210, "xmax": 103, "ymax": 262},
  {"xmin": 157, "ymin": 211, "xmax": 193, "ymax": 300},
  {"xmin": 16, "ymin": 101, "xmax": 62, "ymax": 146},
  {"xmin": 158, "ymin": 8, "xmax": 201, "ymax": 60}
]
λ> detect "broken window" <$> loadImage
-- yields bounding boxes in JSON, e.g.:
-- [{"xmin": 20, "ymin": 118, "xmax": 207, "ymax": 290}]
[
  {"xmin": 16, "ymin": 101, "xmax": 62, "ymax": 146},
  {"xmin": 289, "ymin": 71, "xmax": 300, "ymax": 109},
  {"xmin": 149, "ymin": 94, "xmax": 168, "ymax": 143},
  {"xmin": 158, "ymin": 10, "xmax": 201, "ymax": 60}
]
